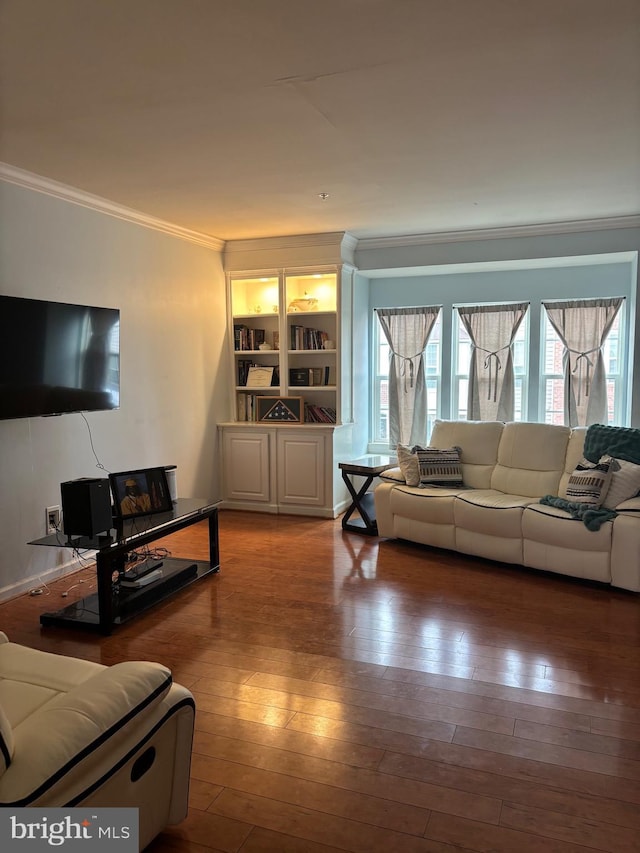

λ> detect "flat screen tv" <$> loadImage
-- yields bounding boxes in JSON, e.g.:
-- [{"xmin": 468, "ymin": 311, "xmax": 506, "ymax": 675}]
[{"xmin": 0, "ymin": 295, "xmax": 120, "ymax": 421}]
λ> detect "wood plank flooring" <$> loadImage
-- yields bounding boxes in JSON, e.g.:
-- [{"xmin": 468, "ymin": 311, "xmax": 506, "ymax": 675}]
[{"xmin": 2, "ymin": 510, "xmax": 639, "ymax": 852}]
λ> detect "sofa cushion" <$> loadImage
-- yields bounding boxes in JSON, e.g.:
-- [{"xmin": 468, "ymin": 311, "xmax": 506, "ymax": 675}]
[
  {"xmin": 454, "ymin": 490, "xmax": 539, "ymax": 538},
  {"xmin": 491, "ymin": 422, "xmax": 570, "ymax": 497},
  {"xmin": 523, "ymin": 503, "xmax": 614, "ymax": 550},
  {"xmin": 602, "ymin": 459, "xmax": 640, "ymax": 509},
  {"xmin": 522, "ymin": 504, "xmax": 612, "ymax": 583},
  {"xmin": 430, "ymin": 420, "xmax": 503, "ymax": 489},
  {"xmin": 565, "ymin": 456, "xmax": 613, "ymax": 507},
  {"xmin": 390, "ymin": 484, "xmax": 461, "ymax": 525},
  {"xmin": 416, "ymin": 446, "xmax": 463, "ymax": 487}
]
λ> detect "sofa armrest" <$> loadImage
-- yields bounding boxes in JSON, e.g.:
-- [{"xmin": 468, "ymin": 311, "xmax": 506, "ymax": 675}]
[
  {"xmin": 1, "ymin": 661, "xmax": 172, "ymax": 804},
  {"xmin": 379, "ymin": 467, "xmax": 406, "ymax": 484}
]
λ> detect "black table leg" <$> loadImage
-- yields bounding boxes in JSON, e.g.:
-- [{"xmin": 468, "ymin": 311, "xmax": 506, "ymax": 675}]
[{"xmin": 341, "ymin": 471, "xmax": 378, "ymax": 535}]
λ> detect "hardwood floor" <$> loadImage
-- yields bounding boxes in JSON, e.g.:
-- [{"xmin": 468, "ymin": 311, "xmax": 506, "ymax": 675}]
[{"xmin": 2, "ymin": 510, "xmax": 639, "ymax": 852}]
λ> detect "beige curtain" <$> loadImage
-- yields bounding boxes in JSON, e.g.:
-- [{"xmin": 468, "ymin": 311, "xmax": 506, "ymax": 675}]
[
  {"xmin": 543, "ymin": 297, "xmax": 624, "ymax": 427},
  {"xmin": 376, "ymin": 306, "xmax": 441, "ymax": 447},
  {"xmin": 457, "ymin": 303, "xmax": 528, "ymax": 422}
]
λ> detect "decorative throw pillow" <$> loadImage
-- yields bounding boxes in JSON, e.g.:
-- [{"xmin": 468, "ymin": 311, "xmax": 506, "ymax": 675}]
[
  {"xmin": 0, "ymin": 702, "xmax": 14, "ymax": 774},
  {"xmin": 565, "ymin": 455, "xmax": 613, "ymax": 507},
  {"xmin": 396, "ymin": 444, "xmax": 420, "ymax": 487},
  {"xmin": 601, "ymin": 458, "xmax": 640, "ymax": 509},
  {"xmin": 416, "ymin": 446, "xmax": 463, "ymax": 487}
]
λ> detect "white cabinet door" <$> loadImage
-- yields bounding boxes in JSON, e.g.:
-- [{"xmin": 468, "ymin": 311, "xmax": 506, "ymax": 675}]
[
  {"xmin": 222, "ymin": 429, "xmax": 273, "ymax": 504},
  {"xmin": 276, "ymin": 430, "xmax": 327, "ymax": 507}
]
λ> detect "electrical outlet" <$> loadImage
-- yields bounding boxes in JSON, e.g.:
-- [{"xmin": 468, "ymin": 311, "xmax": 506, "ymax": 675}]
[{"xmin": 46, "ymin": 505, "xmax": 60, "ymax": 533}]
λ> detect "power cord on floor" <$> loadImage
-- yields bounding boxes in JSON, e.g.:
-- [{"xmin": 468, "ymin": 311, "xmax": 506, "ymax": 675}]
[{"xmin": 28, "ymin": 578, "xmax": 51, "ymax": 597}]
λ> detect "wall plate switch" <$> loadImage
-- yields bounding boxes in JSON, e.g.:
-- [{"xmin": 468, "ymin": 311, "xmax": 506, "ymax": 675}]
[{"xmin": 46, "ymin": 505, "xmax": 60, "ymax": 533}]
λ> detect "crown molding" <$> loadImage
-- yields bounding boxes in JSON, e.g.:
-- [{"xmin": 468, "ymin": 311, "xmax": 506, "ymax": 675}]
[
  {"xmin": 0, "ymin": 163, "xmax": 225, "ymax": 251},
  {"xmin": 357, "ymin": 215, "xmax": 640, "ymax": 250},
  {"xmin": 4, "ymin": 161, "xmax": 636, "ymax": 256},
  {"xmin": 225, "ymin": 231, "xmax": 355, "ymax": 253},
  {"xmin": 224, "ymin": 230, "xmax": 357, "ymax": 269}
]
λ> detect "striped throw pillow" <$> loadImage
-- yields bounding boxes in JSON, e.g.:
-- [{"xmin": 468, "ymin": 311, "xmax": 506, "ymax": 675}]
[
  {"xmin": 565, "ymin": 456, "xmax": 613, "ymax": 507},
  {"xmin": 416, "ymin": 446, "xmax": 463, "ymax": 487}
]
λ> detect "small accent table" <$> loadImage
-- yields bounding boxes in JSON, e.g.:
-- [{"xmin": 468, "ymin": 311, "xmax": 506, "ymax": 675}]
[{"xmin": 339, "ymin": 455, "xmax": 396, "ymax": 535}]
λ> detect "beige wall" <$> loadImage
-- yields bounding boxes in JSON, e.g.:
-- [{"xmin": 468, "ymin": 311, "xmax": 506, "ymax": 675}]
[{"xmin": 0, "ymin": 180, "xmax": 228, "ymax": 599}]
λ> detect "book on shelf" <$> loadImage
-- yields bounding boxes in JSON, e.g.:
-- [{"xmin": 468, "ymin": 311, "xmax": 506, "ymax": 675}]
[
  {"xmin": 234, "ymin": 325, "xmax": 265, "ymax": 351},
  {"xmin": 237, "ymin": 392, "xmax": 247, "ymax": 421},
  {"xmin": 304, "ymin": 404, "xmax": 337, "ymax": 424},
  {"xmin": 236, "ymin": 392, "xmax": 260, "ymax": 422},
  {"xmin": 289, "ymin": 325, "xmax": 329, "ymax": 350},
  {"xmin": 234, "ymin": 324, "xmax": 245, "ymax": 351},
  {"xmin": 289, "ymin": 367, "xmax": 312, "ymax": 386},
  {"xmin": 237, "ymin": 358, "xmax": 252, "ymax": 385},
  {"xmin": 290, "ymin": 366, "xmax": 334, "ymax": 387}
]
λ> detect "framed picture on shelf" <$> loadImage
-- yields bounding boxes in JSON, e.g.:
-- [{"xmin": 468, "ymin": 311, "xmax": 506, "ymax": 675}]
[
  {"xmin": 246, "ymin": 366, "xmax": 274, "ymax": 387},
  {"xmin": 110, "ymin": 467, "xmax": 173, "ymax": 519},
  {"xmin": 256, "ymin": 396, "xmax": 303, "ymax": 423}
]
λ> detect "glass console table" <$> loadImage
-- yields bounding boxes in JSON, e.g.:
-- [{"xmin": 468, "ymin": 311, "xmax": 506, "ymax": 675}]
[{"xmin": 29, "ymin": 498, "xmax": 220, "ymax": 635}]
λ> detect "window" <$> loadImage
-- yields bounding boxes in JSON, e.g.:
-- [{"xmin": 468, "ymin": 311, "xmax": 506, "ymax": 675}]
[
  {"xmin": 540, "ymin": 306, "xmax": 623, "ymax": 425},
  {"xmin": 107, "ymin": 320, "xmax": 120, "ymax": 406},
  {"xmin": 453, "ymin": 308, "xmax": 528, "ymax": 422},
  {"xmin": 370, "ymin": 285, "xmax": 631, "ymax": 451},
  {"xmin": 372, "ymin": 311, "xmax": 441, "ymax": 445}
]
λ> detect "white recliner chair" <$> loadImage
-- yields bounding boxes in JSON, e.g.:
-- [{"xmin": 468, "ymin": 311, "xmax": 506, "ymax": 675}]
[{"xmin": 0, "ymin": 632, "xmax": 194, "ymax": 850}]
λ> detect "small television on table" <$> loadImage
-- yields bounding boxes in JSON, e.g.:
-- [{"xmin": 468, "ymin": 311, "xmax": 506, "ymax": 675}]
[{"xmin": 0, "ymin": 295, "xmax": 120, "ymax": 421}]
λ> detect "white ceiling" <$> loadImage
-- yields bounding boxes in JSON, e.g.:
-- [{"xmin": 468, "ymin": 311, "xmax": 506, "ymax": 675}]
[{"xmin": 1, "ymin": 0, "xmax": 639, "ymax": 242}]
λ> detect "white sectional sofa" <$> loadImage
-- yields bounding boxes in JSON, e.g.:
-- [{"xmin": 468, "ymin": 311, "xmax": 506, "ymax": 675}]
[
  {"xmin": 374, "ymin": 420, "xmax": 640, "ymax": 592},
  {"xmin": 0, "ymin": 633, "xmax": 195, "ymax": 850}
]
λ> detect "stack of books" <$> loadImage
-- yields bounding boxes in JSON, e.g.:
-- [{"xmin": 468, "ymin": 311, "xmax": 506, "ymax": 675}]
[
  {"xmin": 234, "ymin": 325, "xmax": 265, "ymax": 351},
  {"xmin": 289, "ymin": 326, "xmax": 329, "ymax": 350},
  {"xmin": 304, "ymin": 404, "xmax": 337, "ymax": 423}
]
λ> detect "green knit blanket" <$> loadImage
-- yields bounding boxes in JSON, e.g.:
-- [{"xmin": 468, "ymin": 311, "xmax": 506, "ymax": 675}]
[
  {"xmin": 539, "ymin": 495, "xmax": 617, "ymax": 531},
  {"xmin": 583, "ymin": 424, "xmax": 640, "ymax": 465}
]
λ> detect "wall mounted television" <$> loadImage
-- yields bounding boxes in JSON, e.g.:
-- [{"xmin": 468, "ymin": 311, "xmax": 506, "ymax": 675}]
[{"xmin": 0, "ymin": 295, "xmax": 120, "ymax": 421}]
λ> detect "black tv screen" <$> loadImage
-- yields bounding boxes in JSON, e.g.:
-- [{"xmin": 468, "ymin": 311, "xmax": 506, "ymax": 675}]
[{"xmin": 0, "ymin": 295, "xmax": 120, "ymax": 420}]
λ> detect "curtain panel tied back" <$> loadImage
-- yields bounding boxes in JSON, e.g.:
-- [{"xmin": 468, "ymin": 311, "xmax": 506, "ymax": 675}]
[
  {"xmin": 376, "ymin": 306, "xmax": 441, "ymax": 448},
  {"xmin": 457, "ymin": 302, "xmax": 528, "ymax": 422},
  {"xmin": 543, "ymin": 296, "xmax": 624, "ymax": 427}
]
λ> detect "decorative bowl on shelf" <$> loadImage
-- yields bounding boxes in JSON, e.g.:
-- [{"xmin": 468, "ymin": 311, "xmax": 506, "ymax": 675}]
[{"xmin": 288, "ymin": 296, "xmax": 319, "ymax": 312}]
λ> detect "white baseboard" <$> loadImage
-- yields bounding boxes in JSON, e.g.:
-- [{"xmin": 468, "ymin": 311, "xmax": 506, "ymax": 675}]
[{"xmin": 0, "ymin": 553, "xmax": 96, "ymax": 604}]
